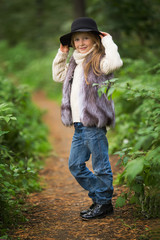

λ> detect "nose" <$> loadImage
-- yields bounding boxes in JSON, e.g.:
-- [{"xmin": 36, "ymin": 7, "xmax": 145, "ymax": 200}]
[{"xmin": 79, "ymin": 39, "xmax": 84, "ymax": 45}]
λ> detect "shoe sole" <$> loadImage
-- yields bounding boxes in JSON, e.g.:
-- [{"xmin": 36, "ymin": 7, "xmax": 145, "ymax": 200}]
[{"xmin": 81, "ymin": 210, "xmax": 114, "ymax": 220}]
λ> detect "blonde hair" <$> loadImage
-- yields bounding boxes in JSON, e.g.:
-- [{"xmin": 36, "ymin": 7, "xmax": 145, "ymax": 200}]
[{"xmin": 71, "ymin": 32, "xmax": 105, "ymax": 85}]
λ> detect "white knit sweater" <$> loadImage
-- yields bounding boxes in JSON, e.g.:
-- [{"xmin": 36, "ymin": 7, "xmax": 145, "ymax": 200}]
[{"xmin": 52, "ymin": 35, "xmax": 123, "ymax": 123}]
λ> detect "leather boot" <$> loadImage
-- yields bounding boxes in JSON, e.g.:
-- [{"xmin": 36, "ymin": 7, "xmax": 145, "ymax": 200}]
[
  {"xmin": 81, "ymin": 202, "xmax": 114, "ymax": 220},
  {"xmin": 80, "ymin": 203, "xmax": 96, "ymax": 216}
]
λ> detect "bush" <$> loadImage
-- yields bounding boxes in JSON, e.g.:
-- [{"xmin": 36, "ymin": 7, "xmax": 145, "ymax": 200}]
[
  {"xmin": 0, "ymin": 41, "xmax": 62, "ymax": 103},
  {"xmin": 98, "ymin": 58, "xmax": 160, "ymax": 218},
  {"xmin": 0, "ymin": 70, "xmax": 51, "ymax": 236}
]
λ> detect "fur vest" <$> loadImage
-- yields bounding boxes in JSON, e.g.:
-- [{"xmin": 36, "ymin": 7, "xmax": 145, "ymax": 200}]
[{"xmin": 61, "ymin": 55, "xmax": 115, "ymax": 128}]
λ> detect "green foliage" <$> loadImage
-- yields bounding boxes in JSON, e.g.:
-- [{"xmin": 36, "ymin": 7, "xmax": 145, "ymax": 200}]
[
  {"xmin": 0, "ymin": 0, "xmax": 73, "ymax": 49},
  {"xmin": 0, "ymin": 0, "xmax": 160, "ymax": 59},
  {"xmin": 115, "ymin": 196, "xmax": 126, "ymax": 208},
  {"xmin": 99, "ymin": 58, "xmax": 160, "ymax": 218},
  {"xmin": 0, "ymin": 41, "xmax": 36, "ymax": 73},
  {"xmin": 0, "ymin": 41, "xmax": 62, "ymax": 103},
  {"xmin": 86, "ymin": 0, "xmax": 160, "ymax": 58},
  {"xmin": 0, "ymin": 70, "xmax": 51, "ymax": 235},
  {"xmin": 16, "ymin": 50, "xmax": 62, "ymax": 103},
  {"xmin": 93, "ymin": 78, "xmax": 118, "ymax": 99}
]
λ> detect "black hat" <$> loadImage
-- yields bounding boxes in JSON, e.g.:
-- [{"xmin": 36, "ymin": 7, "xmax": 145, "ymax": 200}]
[{"xmin": 60, "ymin": 17, "xmax": 101, "ymax": 47}]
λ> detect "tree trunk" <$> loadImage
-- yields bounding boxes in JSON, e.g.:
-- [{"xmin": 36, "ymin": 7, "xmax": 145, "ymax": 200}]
[
  {"xmin": 72, "ymin": 0, "xmax": 86, "ymax": 18},
  {"xmin": 36, "ymin": 0, "xmax": 44, "ymax": 48},
  {"xmin": 36, "ymin": 0, "xmax": 44, "ymax": 29}
]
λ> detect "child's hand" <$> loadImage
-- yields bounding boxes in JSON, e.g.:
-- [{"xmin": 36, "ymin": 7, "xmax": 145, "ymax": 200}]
[
  {"xmin": 100, "ymin": 32, "xmax": 109, "ymax": 39},
  {"xmin": 60, "ymin": 44, "xmax": 69, "ymax": 53}
]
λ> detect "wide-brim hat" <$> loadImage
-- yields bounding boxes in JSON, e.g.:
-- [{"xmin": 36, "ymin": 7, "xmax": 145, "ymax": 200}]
[{"xmin": 60, "ymin": 17, "xmax": 101, "ymax": 47}]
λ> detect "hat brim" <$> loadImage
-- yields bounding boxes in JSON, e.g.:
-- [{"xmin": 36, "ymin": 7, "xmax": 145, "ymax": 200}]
[{"xmin": 60, "ymin": 29, "xmax": 101, "ymax": 47}]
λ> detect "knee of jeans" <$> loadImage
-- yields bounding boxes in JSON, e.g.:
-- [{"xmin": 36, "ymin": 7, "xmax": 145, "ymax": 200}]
[
  {"xmin": 94, "ymin": 168, "xmax": 113, "ymax": 177},
  {"xmin": 69, "ymin": 163, "xmax": 85, "ymax": 177},
  {"xmin": 94, "ymin": 169, "xmax": 105, "ymax": 176},
  {"xmin": 69, "ymin": 162, "xmax": 77, "ymax": 175}
]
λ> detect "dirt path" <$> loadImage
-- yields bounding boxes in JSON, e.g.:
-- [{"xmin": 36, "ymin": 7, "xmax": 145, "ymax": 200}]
[{"xmin": 10, "ymin": 91, "xmax": 158, "ymax": 240}]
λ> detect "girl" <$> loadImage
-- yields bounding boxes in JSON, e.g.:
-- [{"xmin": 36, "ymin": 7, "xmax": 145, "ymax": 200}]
[{"xmin": 52, "ymin": 17, "xmax": 123, "ymax": 220}]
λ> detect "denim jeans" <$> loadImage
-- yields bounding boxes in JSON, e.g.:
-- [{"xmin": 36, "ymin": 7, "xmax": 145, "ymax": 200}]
[{"xmin": 69, "ymin": 122, "xmax": 113, "ymax": 204}]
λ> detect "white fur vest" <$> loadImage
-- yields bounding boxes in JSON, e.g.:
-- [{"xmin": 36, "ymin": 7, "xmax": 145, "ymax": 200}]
[{"xmin": 61, "ymin": 55, "xmax": 115, "ymax": 128}]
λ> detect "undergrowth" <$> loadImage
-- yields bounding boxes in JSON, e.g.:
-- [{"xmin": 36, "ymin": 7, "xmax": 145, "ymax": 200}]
[
  {"xmin": 99, "ymin": 58, "xmax": 160, "ymax": 218},
  {"xmin": 0, "ymin": 68, "xmax": 51, "ymax": 238}
]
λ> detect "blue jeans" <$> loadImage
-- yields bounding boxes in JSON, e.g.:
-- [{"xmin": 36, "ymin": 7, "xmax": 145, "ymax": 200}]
[{"xmin": 69, "ymin": 123, "xmax": 113, "ymax": 204}]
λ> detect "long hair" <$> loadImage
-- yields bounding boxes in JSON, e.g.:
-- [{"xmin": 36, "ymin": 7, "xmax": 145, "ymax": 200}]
[{"xmin": 71, "ymin": 32, "xmax": 105, "ymax": 85}]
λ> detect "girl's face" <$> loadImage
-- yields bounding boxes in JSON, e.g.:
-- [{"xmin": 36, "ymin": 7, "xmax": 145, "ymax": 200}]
[{"xmin": 73, "ymin": 32, "xmax": 95, "ymax": 54}]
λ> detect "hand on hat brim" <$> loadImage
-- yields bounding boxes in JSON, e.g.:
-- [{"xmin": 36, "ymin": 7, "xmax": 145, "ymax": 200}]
[
  {"xmin": 99, "ymin": 31, "xmax": 108, "ymax": 39},
  {"xmin": 60, "ymin": 33, "xmax": 72, "ymax": 47},
  {"xmin": 60, "ymin": 44, "xmax": 69, "ymax": 53}
]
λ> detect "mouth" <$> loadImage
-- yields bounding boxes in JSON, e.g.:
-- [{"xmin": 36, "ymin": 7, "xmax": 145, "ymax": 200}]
[{"xmin": 79, "ymin": 47, "xmax": 87, "ymax": 51}]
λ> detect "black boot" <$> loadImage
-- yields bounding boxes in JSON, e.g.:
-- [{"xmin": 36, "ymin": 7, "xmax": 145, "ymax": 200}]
[
  {"xmin": 81, "ymin": 202, "xmax": 114, "ymax": 220},
  {"xmin": 80, "ymin": 203, "xmax": 96, "ymax": 216}
]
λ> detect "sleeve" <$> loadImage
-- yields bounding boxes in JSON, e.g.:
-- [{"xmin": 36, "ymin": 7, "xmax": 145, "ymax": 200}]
[
  {"xmin": 100, "ymin": 35, "xmax": 123, "ymax": 75},
  {"xmin": 52, "ymin": 49, "xmax": 69, "ymax": 82}
]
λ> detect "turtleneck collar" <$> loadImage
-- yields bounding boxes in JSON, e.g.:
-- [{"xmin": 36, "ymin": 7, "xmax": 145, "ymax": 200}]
[{"xmin": 73, "ymin": 45, "xmax": 95, "ymax": 64}]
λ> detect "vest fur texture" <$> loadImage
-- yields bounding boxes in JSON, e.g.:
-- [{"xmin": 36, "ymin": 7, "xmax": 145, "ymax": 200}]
[{"xmin": 61, "ymin": 55, "xmax": 115, "ymax": 128}]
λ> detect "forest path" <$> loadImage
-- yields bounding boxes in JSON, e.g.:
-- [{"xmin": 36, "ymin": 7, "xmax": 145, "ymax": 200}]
[{"xmin": 10, "ymin": 91, "xmax": 155, "ymax": 240}]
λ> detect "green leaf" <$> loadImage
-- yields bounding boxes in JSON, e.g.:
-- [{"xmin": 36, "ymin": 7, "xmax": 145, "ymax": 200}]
[
  {"xmin": 104, "ymin": 78, "xmax": 118, "ymax": 84},
  {"xmin": 132, "ymin": 183, "xmax": 143, "ymax": 193},
  {"xmin": 115, "ymin": 196, "xmax": 126, "ymax": 207},
  {"xmin": 0, "ymin": 103, "xmax": 10, "ymax": 111},
  {"xmin": 3, "ymin": 181, "xmax": 11, "ymax": 187},
  {"xmin": 107, "ymin": 87, "xmax": 115, "ymax": 98},
  {"xmin": 92, "ymin": 83, "xmax": 98, "ymax": 86},
  {"xmin": 0, "ymin": 130, "xmax": 9, "ymax": 136},
  {"xmin": 125, "ymin": 158, "xmax": 144, "ymax": 182},
  {"xmin": 0, "ymin": 235, "xmax": 8, "ymax": 239},
  {"xmin": 10, "ymin": 116, "xmax": 17, "ymax": 121},
  {"xmin": 123, "ymin": 156, "xmax": 129, "ymax": 165},
  {"xmin": 129, "ymin": 195, "xmax": 138, "ymax": 204},
  {"xmin": 100, "ymin": 85, "xmax": 107, "ymax": 94},
  {"xmin": 98, "ymin": 88, "xmax": 102, "ymax": 97}
]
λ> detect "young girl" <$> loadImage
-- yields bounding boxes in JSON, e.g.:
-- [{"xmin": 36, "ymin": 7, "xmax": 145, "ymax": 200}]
[{"xmin": 52, "ymin": 17, "xmax": 123, "ymax": 220}]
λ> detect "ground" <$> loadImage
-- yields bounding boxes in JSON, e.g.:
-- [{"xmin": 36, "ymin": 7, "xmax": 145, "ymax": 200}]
[{"xmin": 10, "ymin": 91, "xmax": 159, "ymax": 240}]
